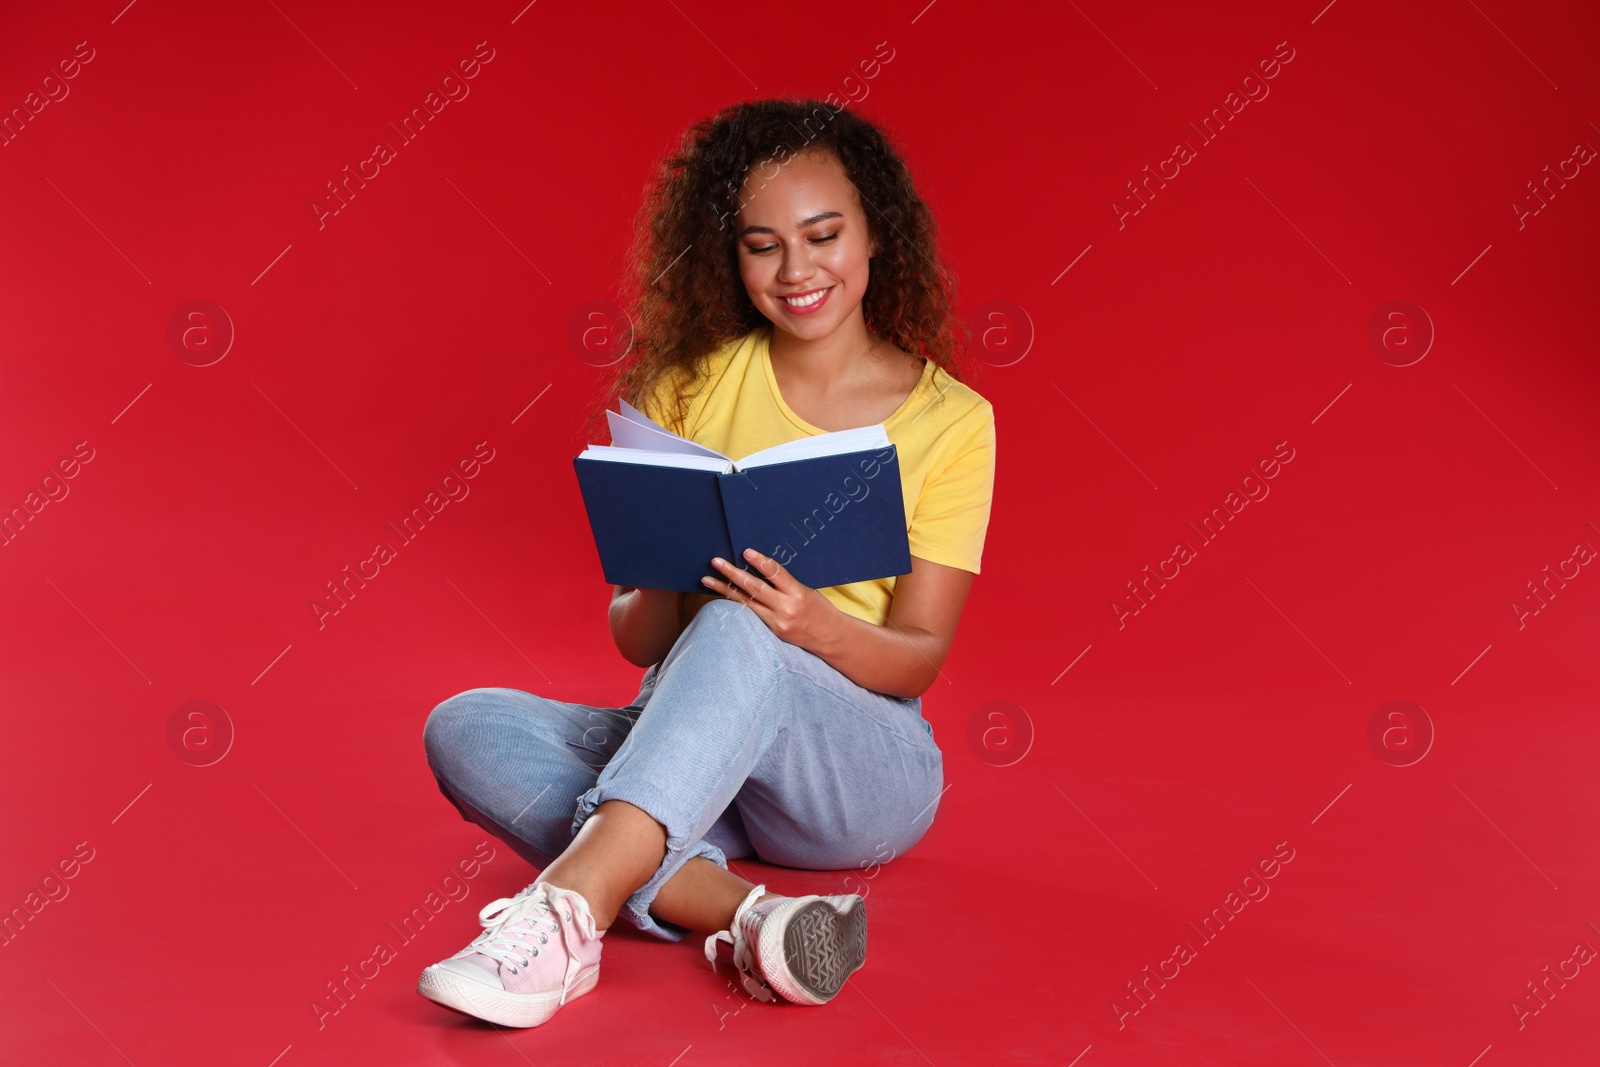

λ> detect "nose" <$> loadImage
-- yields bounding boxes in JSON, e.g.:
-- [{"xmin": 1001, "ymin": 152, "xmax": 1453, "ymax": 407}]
[{"xmin": 776, "ymin": 239, "xmax": 818, "ymax": 285}]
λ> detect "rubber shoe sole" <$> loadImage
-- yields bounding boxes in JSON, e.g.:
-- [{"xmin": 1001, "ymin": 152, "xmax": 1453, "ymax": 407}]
[
  {"xmin": 761, "ymin": 897, "xmax": 867, "ymax": 1005},
  {"xmin": 416, "ymin": 961, "xmax": 600, "ymax": 1028}
]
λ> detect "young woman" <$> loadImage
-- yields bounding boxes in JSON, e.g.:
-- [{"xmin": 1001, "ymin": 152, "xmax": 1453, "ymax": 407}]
[{"xmin": 418, "ymin": 97, "xmax": 996, "ymax": 1029}]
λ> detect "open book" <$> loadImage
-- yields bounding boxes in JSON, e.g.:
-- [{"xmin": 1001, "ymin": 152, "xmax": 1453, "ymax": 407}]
[{"xmin": 572, "ymin": 398, "xmax": 912, "ymax": 594}]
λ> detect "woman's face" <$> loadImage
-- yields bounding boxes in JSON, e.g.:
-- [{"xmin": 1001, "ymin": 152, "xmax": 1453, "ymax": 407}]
[{"xmin": 733, "ymin": 149, "xmax": 878, "ymax": 341}]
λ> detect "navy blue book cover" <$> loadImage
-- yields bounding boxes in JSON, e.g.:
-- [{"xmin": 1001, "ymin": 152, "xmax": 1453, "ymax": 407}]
[{"xmin": 573, "ymin": 446, "xmax": 912, "ymax": 594}]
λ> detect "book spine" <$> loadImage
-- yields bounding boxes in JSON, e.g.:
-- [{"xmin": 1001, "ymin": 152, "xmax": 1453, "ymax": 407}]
[{"xmin": 717, "ymin": 470, "xmax": 763, "ymax": 578}]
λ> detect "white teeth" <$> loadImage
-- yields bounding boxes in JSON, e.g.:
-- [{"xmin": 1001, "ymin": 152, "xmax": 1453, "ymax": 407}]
[{"xmin": 783, "ymin": 287, "xmax": 830, "ymax": 307}]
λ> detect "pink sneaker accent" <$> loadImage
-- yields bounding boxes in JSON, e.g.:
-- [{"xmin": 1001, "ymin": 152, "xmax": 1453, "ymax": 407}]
[
  {"xmin": 704, "ymin": 884, "xmax": 867, "ymax": 1006},
  {"xmin": 418, "ymin": 880, "xmax": 605, "ymax": 1027}
]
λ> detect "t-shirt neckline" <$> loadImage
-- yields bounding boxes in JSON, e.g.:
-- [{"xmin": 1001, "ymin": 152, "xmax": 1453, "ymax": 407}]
[{"xmin": 759, "ymin": 328, "xmax": 933, "ymax": 437}]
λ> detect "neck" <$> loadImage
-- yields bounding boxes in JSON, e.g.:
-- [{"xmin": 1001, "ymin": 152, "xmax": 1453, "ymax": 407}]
[{"xmin": 767, "ymin": 319, "xmax": 880, "ymax": 392}]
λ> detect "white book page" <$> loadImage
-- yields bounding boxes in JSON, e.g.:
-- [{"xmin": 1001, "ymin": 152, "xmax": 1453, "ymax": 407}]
[
  {"xmin": 734, "ymin": 424, "xmax": 890, "ymax": 470},
  {"xmin": 617, "ymin": 397, "xmax": 659, "ymax": 427},
  {"xmin": 580, "ymin": 445, "xmax": 732, "ymax": 473},
  {"xmin": 605, "ymin": 408, "xmax": 729, "ymax": 461}
]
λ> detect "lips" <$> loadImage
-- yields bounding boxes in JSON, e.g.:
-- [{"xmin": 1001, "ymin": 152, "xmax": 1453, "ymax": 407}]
[{"xmin": 779, "ymin": 286, "xmax": 833, "ymax": 314}]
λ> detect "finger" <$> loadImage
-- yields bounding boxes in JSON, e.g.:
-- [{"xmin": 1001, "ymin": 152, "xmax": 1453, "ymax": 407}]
[
  {"xmin": 740, "ymin": 547, "xmax": 788, "ymax": 588},
  {"xmin": 709, "ymin": 557, "xmax": 761, "ymax": 603},
  {"xmin": 724, "ymin": 574, "xmax": 764, "ymax": 611}
]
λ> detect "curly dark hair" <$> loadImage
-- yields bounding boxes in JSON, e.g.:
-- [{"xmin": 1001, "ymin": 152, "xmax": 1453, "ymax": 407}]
[{"xmin": 576, "ymin": 96, "xmax": 981, "ymax": 448}]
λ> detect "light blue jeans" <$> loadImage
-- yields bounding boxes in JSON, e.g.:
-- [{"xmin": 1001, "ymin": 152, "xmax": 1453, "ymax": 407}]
[{"xmin": 422, "ymin": 598, "xmax": 945, "ymax": 941}]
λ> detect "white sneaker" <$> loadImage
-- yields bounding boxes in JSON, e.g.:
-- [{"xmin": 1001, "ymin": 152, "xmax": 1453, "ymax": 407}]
[
  {"xmin": 418, "ymin": 880, "xmax": 605, "ymax": 1028},
  {"xmin": 704, "ymin": 884, "xmax": 867, "ymax": 1005}
]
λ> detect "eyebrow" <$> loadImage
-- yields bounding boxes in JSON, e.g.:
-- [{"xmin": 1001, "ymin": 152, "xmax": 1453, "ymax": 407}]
[{"xmin": 738, "ymin": 211, "xmax": 844, "ymax": 238}]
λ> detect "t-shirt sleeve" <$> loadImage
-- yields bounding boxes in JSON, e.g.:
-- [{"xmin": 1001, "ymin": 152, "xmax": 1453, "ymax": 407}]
[
  {"xmin": 631, "ymin": 370, "xmax": 687, "ymax": 437},
  {"xmin": 907, "ymin": 401, "xmax": 996, "ymax": 574}
]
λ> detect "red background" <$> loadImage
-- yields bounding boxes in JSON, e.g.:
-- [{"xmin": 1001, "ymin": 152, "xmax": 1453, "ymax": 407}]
[{"xmin": 2, "ymin": 1, "xmax": 1597, "ymax": 1064}]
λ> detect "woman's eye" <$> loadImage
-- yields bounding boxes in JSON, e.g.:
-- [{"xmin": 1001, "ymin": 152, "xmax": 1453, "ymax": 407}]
[{"xmin": 747, "ymin": 233, "xmax": 840, "ymax": 254}]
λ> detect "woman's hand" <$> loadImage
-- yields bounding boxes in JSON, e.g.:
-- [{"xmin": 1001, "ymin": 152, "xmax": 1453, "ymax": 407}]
[{"xmin": 702, "ymin": 548, "xmax": 838, "ymax": 653}]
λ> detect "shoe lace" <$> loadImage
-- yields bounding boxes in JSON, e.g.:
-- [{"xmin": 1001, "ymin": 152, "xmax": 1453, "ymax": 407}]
[
  {"xmin": 703, "ymin": 884, "xmax": 776, "ymax": 1004},
  {"xmin": 461, "ymin": 881, "xmax": 598, "ymax": 1006}
]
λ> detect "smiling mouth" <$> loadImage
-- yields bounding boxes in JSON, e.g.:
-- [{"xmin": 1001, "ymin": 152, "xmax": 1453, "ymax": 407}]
[{"xmin": 781, "ymin": 286, "xmax": 833, "ymax": 309}]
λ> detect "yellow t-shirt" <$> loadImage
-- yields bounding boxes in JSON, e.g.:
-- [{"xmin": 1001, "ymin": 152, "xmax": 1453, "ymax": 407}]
[{"xmin": 631, "ymin": 327, "xmax": 996, "ymax": 628}]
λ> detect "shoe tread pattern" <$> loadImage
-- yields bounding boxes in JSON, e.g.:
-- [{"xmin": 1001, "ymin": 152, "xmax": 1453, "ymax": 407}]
[{"xmin": 782, "ymin": 899, "xmax": 867, "ymax": 1002}]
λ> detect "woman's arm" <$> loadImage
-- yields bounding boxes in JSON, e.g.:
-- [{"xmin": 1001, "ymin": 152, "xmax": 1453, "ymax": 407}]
[
  {"xmin": 806, "ymin": 555, "xmax": 975, "ymax": 699},
  {"xmin": 705, "ymin": 550, "xmax": 975, "ymax": 699},
  {"xmin": 609, "ymin": 585, "xmax": 688, "ymax": 668}
]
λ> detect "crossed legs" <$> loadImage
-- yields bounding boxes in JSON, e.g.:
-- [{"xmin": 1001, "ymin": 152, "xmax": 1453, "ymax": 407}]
[
  {"xmin": 424, "ymin": 600, "xmax": 941, "ymax": 945},
  {"xmin": 540, "ymin": 798, "xmax": 775, "ymax": 935}
]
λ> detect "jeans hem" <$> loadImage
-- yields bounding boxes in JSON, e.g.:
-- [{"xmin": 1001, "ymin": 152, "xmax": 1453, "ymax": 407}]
[{"xmin": 571, "ymin": 776, "xmax": 730, "ymax": 943}]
